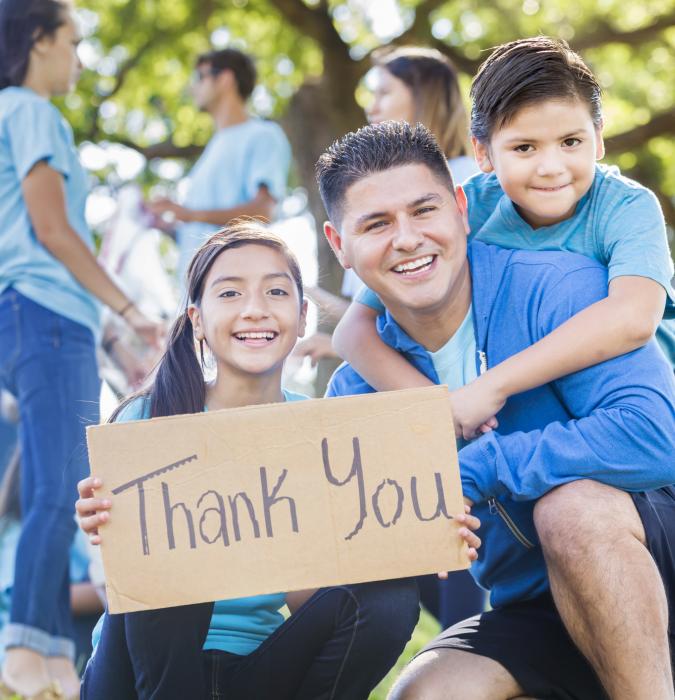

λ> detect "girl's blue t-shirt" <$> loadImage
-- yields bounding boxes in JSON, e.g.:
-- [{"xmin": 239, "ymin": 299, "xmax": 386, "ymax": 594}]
[
  {"xmin": 93, "ymin": 388, "xmax": 308, "ymax": 656},
  {"xmin": 0, "ymin": 87, "xmax": 100, "ymax": 337}
]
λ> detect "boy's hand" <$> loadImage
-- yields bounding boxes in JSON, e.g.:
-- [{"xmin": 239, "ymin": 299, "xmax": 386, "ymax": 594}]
[
  {"xmin": 438, "ymin": 503, "xmax": 481, "ymax": 578},
  {"xmin": 449, "ymin": 374, "xmax": 505, "ymax": 440},
  {"xmin": 76, "ymin": 476, "xmax": 111, "ymax": 546}
]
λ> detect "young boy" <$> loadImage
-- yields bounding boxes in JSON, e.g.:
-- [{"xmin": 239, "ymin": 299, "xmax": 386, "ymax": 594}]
[{"xmin": 333, "ymin": 36, "xmax": 675, "ymax": 440}]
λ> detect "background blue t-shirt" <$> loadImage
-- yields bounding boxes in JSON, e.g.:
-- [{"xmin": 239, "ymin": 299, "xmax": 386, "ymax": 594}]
[
  {"xmin": 177, "ymin": 118, "xmax": 291, "ymax": 279},
  {"xmin": 0, "ymin": 87, "xmax": 100, "ymax": 337}
]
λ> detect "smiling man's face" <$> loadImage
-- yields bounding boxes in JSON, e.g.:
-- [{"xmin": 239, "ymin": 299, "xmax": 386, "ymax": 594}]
[{"xmin": 325, "ymin": 163, "xmax": 471, "ymax": 320}]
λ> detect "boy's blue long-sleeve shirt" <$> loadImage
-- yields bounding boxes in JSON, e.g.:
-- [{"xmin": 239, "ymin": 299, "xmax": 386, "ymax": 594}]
[{"xmin": 327, "ymin": 242, "xmax": 675, "ymax": 608}]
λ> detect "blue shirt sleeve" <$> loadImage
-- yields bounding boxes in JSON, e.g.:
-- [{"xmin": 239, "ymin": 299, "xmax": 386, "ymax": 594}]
[
  {"xmin": 597, "ymin": 181, "xmax": 674, "ymax": 309},
  {"xmin": 354, "ymin": 285, "xmax": 386, "ymax": 312},
  {"xmin": 7, "ymin": 99, "xmax": 72, "ymax": 180},
  {"xmin": 459, "ymin": 265, "xmax": 675, "ymax": 504},
  {"xmin": 113, "ymin": 396, "xmax": 151, "ymax": 423},
  {"xmin": 243, "ymin": 124, "xmax": 290, "ymax": 203}
]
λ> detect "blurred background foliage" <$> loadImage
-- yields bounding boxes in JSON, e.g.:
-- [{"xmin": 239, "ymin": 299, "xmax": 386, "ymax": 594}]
[
  {"xmin": 63, "ymin": 3, "xmax": 674, "ymax": 693},
  {"xmin": 67, "ymin": 0, "xmax": 674, "ymax": 311}
]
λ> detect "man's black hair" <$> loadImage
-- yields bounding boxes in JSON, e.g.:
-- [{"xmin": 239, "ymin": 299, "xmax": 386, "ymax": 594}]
[
  {"xmin": 315, "ymin": 121, "xmax": 453, "ymax": 225},
  {"xmin": 196, "ymin": 47, "xmax": 256, "ymax": 100},
  {"xmin": 470, "ymin": 36, "xmax": 602, "ymax": 143}
]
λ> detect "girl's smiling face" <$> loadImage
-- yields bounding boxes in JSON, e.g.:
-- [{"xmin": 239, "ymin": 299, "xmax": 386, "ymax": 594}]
[{"xmin": 189, "ymin": 244, "xmax": 307, "ymax": 382}]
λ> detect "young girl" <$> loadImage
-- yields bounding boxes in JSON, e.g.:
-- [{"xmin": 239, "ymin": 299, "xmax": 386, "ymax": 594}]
[
  {"xmin": 0, "ymin": 2, "xmax": 161, "ymax": 697},
  {"xmin": 76, "ymin": 223, "xmax": 481, "ymax": 700}
]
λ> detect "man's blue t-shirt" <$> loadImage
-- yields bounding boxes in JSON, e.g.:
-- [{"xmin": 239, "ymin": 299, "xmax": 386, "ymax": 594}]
[
  {"xmin": 92, "ymin": 388, "xmax": 307, "ymax": 656},
  {"xmin": 177, "ymin": 118, "xmax": 291, "ymax": 278},
  {"xmin": 358, "ymin": 164, "xmax": 675, "ymax": 363},
  {"xmin": 0, "ymin": 87, "xmax": 100, "ymax": 337}
]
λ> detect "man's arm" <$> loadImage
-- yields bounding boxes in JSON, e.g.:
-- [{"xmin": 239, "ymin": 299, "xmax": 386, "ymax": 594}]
[{"xmin": 148, "ymin": 185, "xmax": 276, "ymax": 227}]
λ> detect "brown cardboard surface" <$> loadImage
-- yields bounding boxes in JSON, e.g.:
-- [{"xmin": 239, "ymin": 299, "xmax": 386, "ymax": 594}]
[{"xmin": 86, "ymin": 386, "xmax": 469, "ymax": 613}]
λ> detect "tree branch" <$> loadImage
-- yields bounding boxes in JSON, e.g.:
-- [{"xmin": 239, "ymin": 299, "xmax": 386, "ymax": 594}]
[
  {"xmin": 266, "ymin": 0, "xmax": 350, "ymax": 61},
  {"xmin": 573, "ymin": 11, "xmax": 675, "ymax": 50},
  {"xmin": 101, "ymin": 135, "xmax": 204, "ymax": 161},
  {"xmin": 604, "ymin": 107, "xmax": 675, "ymax": 153},
  {"xmin": 428, "ymin": 38, "xmax": 481, "ymax": 74},
  {"xmin": 397, "ymin": 0, "xmax": 448, "ymax": 43}
]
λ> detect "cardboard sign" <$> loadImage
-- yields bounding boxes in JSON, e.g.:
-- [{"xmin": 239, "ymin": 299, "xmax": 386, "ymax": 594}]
[{"xmin": 86, "ymin": 386, "xmax": 469, "ymax": 614}]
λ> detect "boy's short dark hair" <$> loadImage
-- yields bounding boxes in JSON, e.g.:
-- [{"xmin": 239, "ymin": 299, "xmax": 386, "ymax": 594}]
[
  {"xmin": 316, "ymin": 121, "xmax": 454, "ymax": 225},
  {"xmin": 470, "ymin": 36, "xmax": 602, "ymax": 143},
  {"xmin": 196, "ymin": 48, "xmax": 257, "ymax": 99}
]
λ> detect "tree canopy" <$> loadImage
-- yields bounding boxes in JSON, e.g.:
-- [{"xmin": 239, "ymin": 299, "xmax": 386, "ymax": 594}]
[{"xmin": 70, "ymin": 0, "xmax": 675, "ymax": 283}]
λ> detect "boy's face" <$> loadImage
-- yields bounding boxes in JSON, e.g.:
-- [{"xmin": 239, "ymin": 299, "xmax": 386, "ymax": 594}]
[
  {"xmin": 473, "ymin": 98, "xmax": 604, "ymax": 229},
  {"xmin": 324, "ymin": 163, "xmax": 470, "ymax": 317}
]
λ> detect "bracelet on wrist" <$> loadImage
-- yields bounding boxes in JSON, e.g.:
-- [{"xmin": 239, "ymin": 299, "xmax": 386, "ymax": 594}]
[{"xmin": 118, "ymin": 300, "xmax": 134, "ymax": 318}]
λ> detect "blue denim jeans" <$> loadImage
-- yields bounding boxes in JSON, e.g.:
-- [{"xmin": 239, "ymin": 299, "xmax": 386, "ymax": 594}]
[
  {"xmin": 0, "ymin": 289, "xmax": 100, "ymax": 659},
  {"xmin": 82, "ymin": 578, "xmax": 420, "ymax": 700}
]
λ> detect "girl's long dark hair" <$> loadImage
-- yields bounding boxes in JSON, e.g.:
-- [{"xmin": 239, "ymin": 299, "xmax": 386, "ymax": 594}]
[
  {"xmin": 111, "ymin": 221, "xmax": 303, "ymax": 422},
  {"xmin": 0, "ymin": 0, "xmax": 68, "ymax": 89}
]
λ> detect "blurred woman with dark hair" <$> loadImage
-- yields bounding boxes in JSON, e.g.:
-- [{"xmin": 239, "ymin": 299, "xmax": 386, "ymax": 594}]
[{"xmin": 0, "ymin": 1, "xmax": 161, "ymax": 696}]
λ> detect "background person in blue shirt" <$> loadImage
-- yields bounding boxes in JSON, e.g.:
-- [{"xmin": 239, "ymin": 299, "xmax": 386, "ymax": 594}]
[
  {"xmin": 317, "ymin": 121, "xmax": 675, "ymax": 700},
  {"xmin": 147, "ymin": 48, "xmax": 291, "ymax": 282},
  {"xmin": 333, "ymin": 36, "xmax": 675, "ymax": 442},
  {"xmin": 75, "ymin": 224, "xmax": 477, "ymax": 700},
  {"xmin": 0, "ymin": 1, "xmax": 161, "ymax": 697}
]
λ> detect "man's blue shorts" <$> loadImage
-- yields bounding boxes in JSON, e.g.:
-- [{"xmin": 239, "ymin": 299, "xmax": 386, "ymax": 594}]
[{"xmin": 416, "ymin": 486, "xmax": 675, "ymax": 700}]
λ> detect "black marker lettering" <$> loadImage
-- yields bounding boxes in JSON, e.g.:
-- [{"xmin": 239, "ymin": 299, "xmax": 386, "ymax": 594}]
[
  {"xmin": 260, "ymin": 467, "xmax": 298, "ymax": 537},
  {"xmin": 162, "ymin": 482, "xmax": 196, "ymax": 550},
  {"xmin": 372, "ymin": 478, "xmax": 404, "ymax": 528},
  {"xmin": 410, "ymin": 473, "xmax": 453, "ymax": 522},
  {"xmin": 197, "ymin": 489, "xmax": 230, "ymax": 546},
  {"xmin": 321, "ymin": 437, "xmax": 367, "ymax": 540},
  {"xmin": 228, "ymin": 492, "xmax": 261, "ymax": 542}
]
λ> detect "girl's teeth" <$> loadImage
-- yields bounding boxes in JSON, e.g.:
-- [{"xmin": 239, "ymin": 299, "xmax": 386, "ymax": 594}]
[{"xmin": 237, "ymin": 332, "xmax": 275, "ymax": 340}]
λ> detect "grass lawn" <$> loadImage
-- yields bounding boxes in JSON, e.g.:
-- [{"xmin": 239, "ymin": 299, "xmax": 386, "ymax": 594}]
[{"xmin": 369, "ymin": 608, "xmax": 440, "ymax": 700}]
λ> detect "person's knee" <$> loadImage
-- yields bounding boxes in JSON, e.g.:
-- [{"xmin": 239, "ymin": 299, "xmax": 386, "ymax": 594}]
[
  {"xmin": 534, "ymin": 480, "xmax": 645, "ymax": 563},
  {"xmin": 355, "ymin": 578, "xmax": 420, "ymax": 649},
  {"xmin": 388, "ymin": 654, "xmax": 446, "ymax": 700},
  {"xmin": 389, "ymin": 649, "xmax": 513, "ymax": 700}
]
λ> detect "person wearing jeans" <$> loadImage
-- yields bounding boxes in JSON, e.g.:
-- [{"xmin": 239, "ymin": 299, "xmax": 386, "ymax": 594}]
[{"xmin": 0, "ymin": 2, "xmax": 161, "ymax": 696}]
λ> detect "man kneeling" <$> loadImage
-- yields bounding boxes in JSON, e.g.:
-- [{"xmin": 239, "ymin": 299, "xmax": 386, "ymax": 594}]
[{"xmin": 317, "ymin": 121, "xmax": 675, "ymax": 700}]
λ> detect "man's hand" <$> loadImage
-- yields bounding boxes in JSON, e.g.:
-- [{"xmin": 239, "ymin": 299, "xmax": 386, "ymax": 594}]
[
  {"xmin": 123, "ymin": 305, "xmax": 166, "ymax": 349},
  {"xmin": 147, "ymin": 197, "xmax": 193, "ymax": 224},
  {"xmin": 449, "ymin": 374, "xmax": 504, "ymax": 441},
  {"xmin": 75, "ymin": 476, "xmax": 111, "ymax": 546},
  {"xmin": 293, "ymin": 332, "xmax": 338, "ymax": 366},
  {"xmin": 438, "ymin": 502, "xmax": 481, "ymax": 579}
]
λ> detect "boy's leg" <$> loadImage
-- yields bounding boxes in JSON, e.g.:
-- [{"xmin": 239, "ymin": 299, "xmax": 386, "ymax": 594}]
[
  {"xmin": 534, "ymin": 480, "xmax": 674, "ymax": 700},
  {"xmin": 388, "ymin": 596, "xmax": 606, "ymax": 700},
  {"xmin": 211, "ymin": 578, "xmax": 419, "ymax": 700}
]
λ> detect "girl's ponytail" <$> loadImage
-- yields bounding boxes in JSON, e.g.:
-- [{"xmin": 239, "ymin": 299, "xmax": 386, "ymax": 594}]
[{"xmin": 149, "ymin": 311, "xmax": 205, "ymax": 418}]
